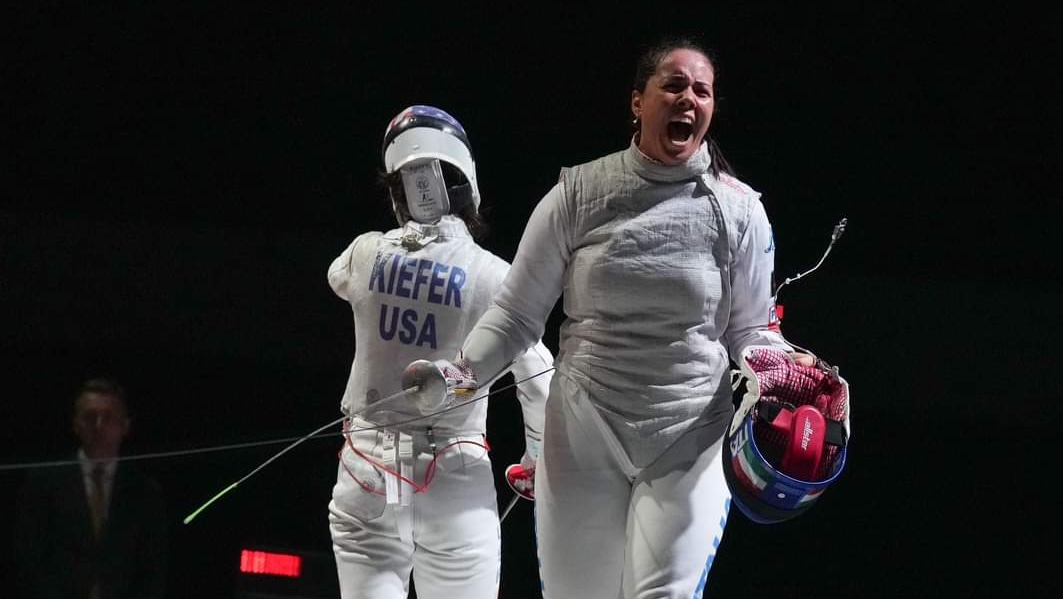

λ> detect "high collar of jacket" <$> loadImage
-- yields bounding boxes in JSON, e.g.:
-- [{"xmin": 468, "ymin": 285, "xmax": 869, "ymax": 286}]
[
  {"xmin": 403, "ymin": 215, "xmax": 471, "ymax": 238},
  {"xmin": 384, "ymin": 214, "xmax": 471, "ymax": 249},
  {"xmin": 627, "ymin": 138, "xmax": 711, "ymax": 183}
]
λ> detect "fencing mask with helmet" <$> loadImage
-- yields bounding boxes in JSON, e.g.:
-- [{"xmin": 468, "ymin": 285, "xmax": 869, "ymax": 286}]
[
  {"xmin": 382, "ymin": 105, "xmax": 480, "ymax": 224},
  {"xmin": 723, "ymin": 346, "xmax": 851, "ymax": 524}
]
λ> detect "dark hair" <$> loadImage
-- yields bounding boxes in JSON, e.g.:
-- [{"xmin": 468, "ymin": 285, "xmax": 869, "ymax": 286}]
[
  {"xmin": 379, "ymin": 164, "xmax": 488, "ymax": 239},
  {"xmin": 632, "ymin": 35, "xmax": 735, "ymax": 178},
  {"xmin": 75, "ymin": 377, "xmax": 129, "ymax": 413}
]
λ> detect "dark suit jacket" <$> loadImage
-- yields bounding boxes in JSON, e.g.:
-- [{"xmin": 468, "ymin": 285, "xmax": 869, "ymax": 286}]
[{"xmin": 12, "ymin": 457, "xmax": 168, "ymax": 599}]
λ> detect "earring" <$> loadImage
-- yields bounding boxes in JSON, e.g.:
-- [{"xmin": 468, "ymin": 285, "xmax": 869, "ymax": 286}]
[{"xmin": 632, "ymin": 114, "xmax": 640, "ymax": 125}]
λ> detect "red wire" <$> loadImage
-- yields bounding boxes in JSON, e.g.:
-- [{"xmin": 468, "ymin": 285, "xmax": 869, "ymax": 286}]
[{"xmin": 338, "ymin": 423, "xmax": 492, "ymax": 495}]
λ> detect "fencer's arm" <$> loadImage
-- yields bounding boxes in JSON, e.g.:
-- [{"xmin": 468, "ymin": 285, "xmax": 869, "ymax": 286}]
[
  {"xmin": 328, "ymin": 233, "xmax": 383, "ymax": 301},
  {"xmin": 461, "ymin": 182, "xmax": 569, "ymax": 383},
  {"xmin": 723, "ymin": 199, "xmax": 795, "ymax": 361},
  {"xmin": 506, "ymin": 340, "xmax": 554, "ymax": 461}
]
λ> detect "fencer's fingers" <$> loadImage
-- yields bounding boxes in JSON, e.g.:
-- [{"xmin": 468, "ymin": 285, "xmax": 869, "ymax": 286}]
[{"xmin": 790, "ymin": 352, "xmax": 816, "ymax": 367}]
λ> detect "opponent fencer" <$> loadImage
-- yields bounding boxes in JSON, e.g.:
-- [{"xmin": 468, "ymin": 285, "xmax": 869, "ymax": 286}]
[
  {"xmin": 326, "ymin": 105, "xmax": 553, "ymax": 599},
  {"xmin": 405, "ymin": 38, "xmax": 850, "ymax": 598}
]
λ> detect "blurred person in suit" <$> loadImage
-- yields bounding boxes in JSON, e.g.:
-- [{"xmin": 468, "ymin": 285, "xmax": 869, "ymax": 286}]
[{"xmin": 12, "ymin": 377, "xmax": 168, "ymax": 599}]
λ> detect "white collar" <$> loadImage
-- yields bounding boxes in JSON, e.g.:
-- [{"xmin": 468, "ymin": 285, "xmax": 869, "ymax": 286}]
[
  {"xmin": 78, "ymin": 448, "xmax": 117, "ymax": 478},
  {"xmin": 627, "ymin": 138, "xmax": 712, "ymax": 183}
]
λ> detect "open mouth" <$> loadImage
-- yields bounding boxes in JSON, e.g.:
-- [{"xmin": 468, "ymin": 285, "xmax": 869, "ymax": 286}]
[{"xmin": 667, "ymin": 121, "xmax": 694, "ymax": 143}]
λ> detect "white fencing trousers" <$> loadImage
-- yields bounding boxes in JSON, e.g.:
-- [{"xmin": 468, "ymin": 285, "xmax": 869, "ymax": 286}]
[
  {"xmin": 329, "ymin": 423, "xmax": 500, "ymax": 599},
  {"xmin": 535, "ymin": 373, "xmax": 732, "ymax": 599}
]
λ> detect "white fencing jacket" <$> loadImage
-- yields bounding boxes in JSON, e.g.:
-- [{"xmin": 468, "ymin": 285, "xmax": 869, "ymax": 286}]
[
  {"xmin": 329, "ymin": 215, "xmax": 551, "ymax": 452},
  {"xmin": 462, "ymin": 142, "xmax": 791, "ymax": 468}
]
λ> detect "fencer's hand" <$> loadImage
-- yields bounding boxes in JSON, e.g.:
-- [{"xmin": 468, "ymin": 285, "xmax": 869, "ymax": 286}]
[
  {"xmin": 519, "ymin": 449, "xmax": 536, "ymax": 471},
  {"xmin": 789, "ymin": 352, "xmax": 816, "ymax": 367},
  {"xmin": 401, "ymin": 358, "xmax": 480, "ymax": 413},
  {"xmin": 434, "ymin": 358, "xmax": 479, "ymax": 396},
  {"xmin": 505, "ymin": 453, "xmax": 536, "ymax": 501}
]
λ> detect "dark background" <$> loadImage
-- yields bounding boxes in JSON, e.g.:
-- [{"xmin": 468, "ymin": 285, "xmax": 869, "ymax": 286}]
[{"xmin": 3, "ymin": 2, "xmax": 1060, "ymax": 598}]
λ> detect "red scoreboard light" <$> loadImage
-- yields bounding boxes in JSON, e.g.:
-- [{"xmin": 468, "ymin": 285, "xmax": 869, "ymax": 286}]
[
  {"xmin": 235, "ymin": 545, "xmax": 338, "ymax": 599},
  {"xmin": 240, "ymin": 549, "xmax": 302, "ymax": 578}
]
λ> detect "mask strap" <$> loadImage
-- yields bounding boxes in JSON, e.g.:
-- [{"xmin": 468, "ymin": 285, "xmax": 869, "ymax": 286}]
[{"xmin": 446, "ymin": 181, "xmax": 474, "ymax": 214}]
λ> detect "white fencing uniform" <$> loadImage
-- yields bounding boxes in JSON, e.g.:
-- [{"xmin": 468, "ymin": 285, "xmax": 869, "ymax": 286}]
[
  {"xmin": 327, "ymin": 215, "xmax": 552, "ymax": 599},
  {"xmin": 461, "ymin": 141, "xmax": 792, "ymax": 598}
]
